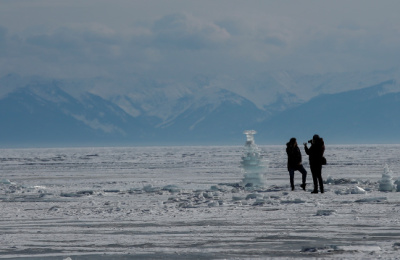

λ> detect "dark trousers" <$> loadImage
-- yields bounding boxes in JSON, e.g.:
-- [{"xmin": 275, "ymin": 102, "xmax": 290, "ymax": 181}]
[
  {"xmin": 310, "ymin": 164, "xmax": 324, "ymax": 192},
  {"xmin": 288, "ymin": 165, "xmax": 307, "ymax": 189}
]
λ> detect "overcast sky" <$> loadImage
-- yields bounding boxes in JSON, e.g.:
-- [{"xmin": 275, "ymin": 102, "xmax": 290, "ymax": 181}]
[{"xmin": 1, "ymin": 0, "xmax": 400, "ymax": 81}]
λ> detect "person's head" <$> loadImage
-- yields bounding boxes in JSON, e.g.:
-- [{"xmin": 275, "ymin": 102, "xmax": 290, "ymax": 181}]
[
  {"xmin": 289, "ymin": 137, "xmax": 297, "ymax": 146},
  {"xmin": 312, "ymin": 134, "xmax": 320, "ymax": 142}
]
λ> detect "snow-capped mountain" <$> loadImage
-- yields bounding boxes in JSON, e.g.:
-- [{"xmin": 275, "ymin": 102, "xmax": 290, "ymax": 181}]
[
  {"xmin": 0, "ymin": 80, "xmax": 153, "ymax": 146},
  {"xmin": 255, "ymin": 79, "xmax": 400, "ymax": 144},
  {"xmin": 0, "ymin": 74, "xmax": 268, "ymax": 146},
  {"xmin": 1, "ymin": 69, "xmax": 400, "ymax": 146}
]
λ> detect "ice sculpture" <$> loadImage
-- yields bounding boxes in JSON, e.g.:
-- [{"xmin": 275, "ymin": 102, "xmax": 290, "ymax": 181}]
[
  {"xmin": 240, "ymin": 130, "xmax": 267, "ymax": 188},
  {"xmin": 379, "ymin": 164, "xmax": 395, "ymax": 192},
  {"xmin": 241, "ymin": 130, "xmax": 262, "ymax": 166},
  {"xmin": 394, "ymin": 177, "xmax": 400, "ymax": 192}
]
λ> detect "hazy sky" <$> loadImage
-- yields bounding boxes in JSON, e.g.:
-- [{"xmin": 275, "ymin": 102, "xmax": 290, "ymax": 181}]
[{"xmin": 1, "ymin": 0, "xmax": 400, "ymax": 80}]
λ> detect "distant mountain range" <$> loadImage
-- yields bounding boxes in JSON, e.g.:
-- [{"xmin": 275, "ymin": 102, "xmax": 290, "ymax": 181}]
[
  {"xmin": 256, "ymin": 79, "xmax": 400, "ymax": 144},
  {"xmin": 0, "ymin": 71, "xmax": 400, "ymax": 147}
]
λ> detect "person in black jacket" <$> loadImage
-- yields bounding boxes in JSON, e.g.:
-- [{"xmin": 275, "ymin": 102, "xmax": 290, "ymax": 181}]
[
  {"xmin": 304, "ymin": 134, "xmax": 325, "ymax": 194},
  {"xmin": 286, "ymin": 138, "xmax": 307, "ymax": 191}
]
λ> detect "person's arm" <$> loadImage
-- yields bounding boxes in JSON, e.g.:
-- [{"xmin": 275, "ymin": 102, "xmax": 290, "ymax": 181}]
[
  {"xmin": 304, "ymin": 143, "xmax": 310, "ymax": 155},
  {"xmin": 295, "ymin": 147, "xmax": 302, "ymax": 165}
]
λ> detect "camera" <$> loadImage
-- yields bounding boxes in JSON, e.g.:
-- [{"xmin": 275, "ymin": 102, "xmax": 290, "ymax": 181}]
[{"xmin": 308, "ymin": 140, "xmax": 313, "ymax": 144}]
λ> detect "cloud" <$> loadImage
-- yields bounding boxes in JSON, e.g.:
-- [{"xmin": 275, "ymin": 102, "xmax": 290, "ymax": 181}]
[
  {"xmin": 0, "ymin": 26, "xmax": 6, "ymax": 42},
  {"xmin": 148, "ymin": 13, "xmax": 230, "ymax": 50},
  {"xmin": 2, "ymin": 2, "xmax": 400, "ymax": 80},
  {"xmin": 26, "ymin": 24, "xmax": 121, "ymax": 58},
  {"xmin": 0, "ymin": 23, "xmax": 127, "ymax": 78},
  {"xmin": 0, "ymin": 27, "xmax": 7, "ymax": 57}
]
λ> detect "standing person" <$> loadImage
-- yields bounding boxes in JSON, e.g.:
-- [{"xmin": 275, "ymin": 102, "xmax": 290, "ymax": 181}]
[
  {"xmin": 304, "ymin": 135, "xmax": 325, "ymax": 194},
  {"xmin": 286, "ymin": 138, "xmax": 307, "ymax": 191}
]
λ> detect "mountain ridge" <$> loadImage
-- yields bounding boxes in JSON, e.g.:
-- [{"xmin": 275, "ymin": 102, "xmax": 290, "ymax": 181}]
[
  {"xmin": 254, "ymin": 79, "xmax": 400, "ymax": 144},
  {"xmin": 1, "ymin": 71, "xmax": 400, "ymax": 147}
]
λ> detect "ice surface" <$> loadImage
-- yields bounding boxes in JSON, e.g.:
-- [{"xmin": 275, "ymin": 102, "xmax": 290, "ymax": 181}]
[{"xmin": 0, "ymin": 145, "xmax": 400, "ymax": 259}]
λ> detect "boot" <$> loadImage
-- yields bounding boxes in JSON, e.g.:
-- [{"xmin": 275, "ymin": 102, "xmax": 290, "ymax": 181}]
[
  {"xmin": 311, "ymin": 186, "xmax": 318, "ymax": 193},
  {"xmin": 300, "ymin": 183, "xmax": 306, "ymax": 191}
]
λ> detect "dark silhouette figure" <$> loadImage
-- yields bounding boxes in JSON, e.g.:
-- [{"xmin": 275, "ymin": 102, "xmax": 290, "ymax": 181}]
[
  {"xmin": 304, "ymin": 135, "xmax": 325, "ymax": 193},
  {"xmin": 286, "ymin": 138, "xmax": 307, "ymax": 191}
]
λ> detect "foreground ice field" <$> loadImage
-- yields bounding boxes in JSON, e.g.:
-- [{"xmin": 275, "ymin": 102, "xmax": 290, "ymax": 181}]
[{"xmin": 1, "ymin": 144, "xmax": 400, "ymax": 259}]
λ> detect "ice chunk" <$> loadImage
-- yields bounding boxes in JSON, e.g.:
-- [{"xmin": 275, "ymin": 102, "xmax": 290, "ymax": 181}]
[
  {"xmin": 0, "ymin": 179, "xmax": 12, "ymax": 185},
  {"xmin": 316, "ymin": 209, "xmax": 337, "ymax": 216},
  {"xmin": 355, "ymin": 197, "xmax": 387, "ymax": 203},
  {"xmin": 281, "ymin": 198, "xmax": 306, "ymax": 204},
  {"xmin": 350, "ymin": 186, "xmax": 367, "ymax": 194},
  {"xmin": 331, "ymin": 245, "xmax": 381, "ymax": 252},
  {"xmin": 208, "ymin": 201, "xmax": 219, "ymax": 207},
  {"xmin": 245, "ymin": 193, "xmax": 263, "ymax": 200},
  {"xmin": 326, "ymin": 176, "xmax": 358, "ymax": 185},
  {"xmin": 203, "ymin": 192, "xmax": 213, "ymax": 199},
  {"xmin": 77, "ymin": 190, "xmax": 94, "ymax": 195},
  {"xmin": 302, "ymin": 244, "xmax": 380, "ymax": 253},
  {"xmin": 242, "ymin": 171, "xmax": 267, "ymax": 188},
  {"xmin": 143, "ymin": 184, "xmax": 161, "ymax": 193},
  {"xmin": 253, "ymin": 199, "xmax": 266, "ymax": 206},
  {"xmin": 179, "ymin": 201, "xmax": 195, "ymax": 208},
  {"xmin": 104, "ymin": 189, "xmax": 120, "ymax": 193},
  {"xmin": 335, "ymin": 185, "xmax": 367, "ymax": 195},
  {"xmin": 162, "ymin": 185, "xmax": 181, "ymax": 193},
  {"xmin": 60, "ymin": 192, "xmax": 84, "ymax": 197},
  {"xmin": 301, "ymin": 245, "xmax": 331, "ymax": 252},
  {"xmin": 210, "ymin": 185, "xmax": 220, "ymax": 191},
  {"xmin": 334, "ymin": 189, "xmax": 348, "ymax": 195},
  {"xmin": 232, "ymin": 195, "xmax": 245, "ymax": 201}
]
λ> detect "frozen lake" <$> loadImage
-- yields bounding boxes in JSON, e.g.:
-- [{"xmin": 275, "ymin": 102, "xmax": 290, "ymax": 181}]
[{"xmin": 1, "ymin": 145, "xmax": 400, "ymax": 259}]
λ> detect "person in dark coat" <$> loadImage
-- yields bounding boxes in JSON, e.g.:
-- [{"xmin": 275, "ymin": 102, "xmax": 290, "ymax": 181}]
[
  {"xmin": 286, "ymin": 138, "xmax": 307, "ymax": 191},
  {"xmin": 304, "ymin": 134, "xmax": 325, "ymax": 193}
]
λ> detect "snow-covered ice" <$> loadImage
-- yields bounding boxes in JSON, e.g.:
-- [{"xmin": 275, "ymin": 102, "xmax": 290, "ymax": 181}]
[{"xmin": 0, "ymin": 144, "xmax": 400, "ymax": 259}]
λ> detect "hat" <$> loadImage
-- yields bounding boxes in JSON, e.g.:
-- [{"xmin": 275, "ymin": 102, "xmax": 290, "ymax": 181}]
[{"xmin": 313, "ymin": 134, "xmax": 320, "ymax": 141}]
